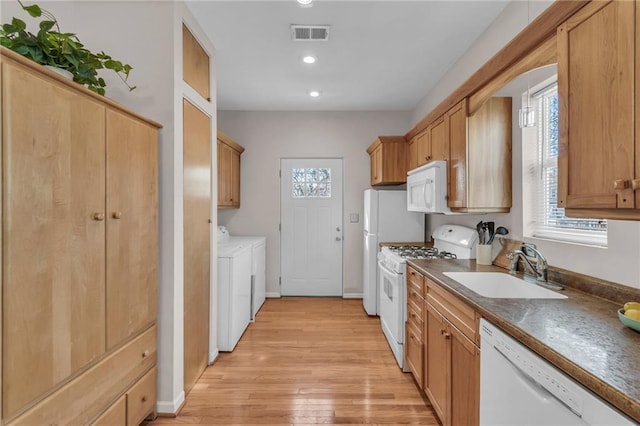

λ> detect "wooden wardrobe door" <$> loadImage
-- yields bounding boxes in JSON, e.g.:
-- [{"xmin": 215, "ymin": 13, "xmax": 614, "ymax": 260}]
[
  {"xmin": 105, "ymin": 109, "xmax": 158, "ymax": 348},
  {"xmin": 2, "ymin": 63, "xmax": 106, "ymax": 416},
  {"xmin": 182, "ymin": 99, "xmax": 211, "ymax": 392}
]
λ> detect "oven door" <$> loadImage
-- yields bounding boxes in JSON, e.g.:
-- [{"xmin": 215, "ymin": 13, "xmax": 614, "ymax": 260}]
[{"xmin": 378, "ymin": 259, "xmax": 405, "ymax": 368}]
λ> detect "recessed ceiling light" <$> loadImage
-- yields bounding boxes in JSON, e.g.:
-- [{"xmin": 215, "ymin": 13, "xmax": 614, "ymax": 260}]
[
  {"xmin": 302, "ymin": 56, "xmax": 316, "ymax": 64},
  {"xmin": 309, "ymin": 91, "xmax": 320, "ymax": 97},
  {"xmin": 297, "ymin": 0, "xmax": 313, "ymax": 5}
]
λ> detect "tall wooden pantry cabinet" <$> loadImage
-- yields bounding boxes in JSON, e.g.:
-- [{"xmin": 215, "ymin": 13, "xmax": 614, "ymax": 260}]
[{"xmin": 0, "ymin": 47, "xmax": 160, "ymax": 425}]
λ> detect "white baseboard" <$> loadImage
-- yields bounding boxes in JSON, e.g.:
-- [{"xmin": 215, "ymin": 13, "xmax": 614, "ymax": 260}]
[
  {"xmin": 156, "ymin": 390, "xmax": 185, "ymax": 416},
  {"xmin": 208, "ymin": 348, "xmax": 219, "ymax": 364},
  {"xmin": 266, "ymin": 292, "xmax": 281, "ymax": 298},
  {"xmin": 342, "ymin": 293, "xmax": 363, "ymax": 299}
]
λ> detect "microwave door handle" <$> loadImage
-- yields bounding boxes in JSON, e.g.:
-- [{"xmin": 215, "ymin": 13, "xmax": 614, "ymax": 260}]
[
  {"xmin": 422, "ymin": 179, "xmax": 428, "ymax": 209},
  {"xmin": 424, "ymin": 179, "xmax": 434, "ymax": 209}
]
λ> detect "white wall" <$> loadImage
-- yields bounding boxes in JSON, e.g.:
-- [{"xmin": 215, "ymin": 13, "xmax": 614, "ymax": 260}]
[
  {"xmin": 1, "ymin": 0, "xmax": 218, "ymax": 413},
  {"xmin": 411, "ymin": 0, "xmax": 553, "ymax": 127},
  {"xmin": 411, "ymin": 1, "xmax": 640, "ymax": 289},
  {"xmin": 217, "ymin": 111, "xmax": 412, "ymax": 296}
]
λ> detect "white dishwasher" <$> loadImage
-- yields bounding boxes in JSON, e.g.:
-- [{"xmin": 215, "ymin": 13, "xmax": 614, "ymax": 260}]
[{"xmin": 479, "ymin": 319, "xmax": 633, "ymax": 426}]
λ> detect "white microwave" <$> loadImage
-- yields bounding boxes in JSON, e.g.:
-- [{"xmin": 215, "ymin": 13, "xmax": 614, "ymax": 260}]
[{"xmin": 406, "ymin": 161, "xmax": 454, "ymax": 214}]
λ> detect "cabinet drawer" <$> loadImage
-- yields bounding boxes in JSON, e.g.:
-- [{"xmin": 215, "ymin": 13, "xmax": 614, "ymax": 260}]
[
  {"xmin": 92, "ymin": 395, "xmax": 126, "ymax": 426},
  {"xmin": 426, "ymin": 279, "xmax": 478, "ymax": 344},
  {"xmin": 405, "ymin": 321, "xmax": 423, "ymax": 387},
  {"xmin": 407, "ymin": 266, "xmax": 425, "ymax": 298},
  {"xmin": 127, "ymin": 367, "xmax": 157, "ymax": 426},
  {"xmin": 407, "ymin": 283, "xmax": 424, "ymax": 315},
  {"xmin": 407, "ymin": 298, "xmax": 423, "ymax": 332},
  {"xmin": 12, "ymin": 325, "xmax": 156, "ymax": 425}
]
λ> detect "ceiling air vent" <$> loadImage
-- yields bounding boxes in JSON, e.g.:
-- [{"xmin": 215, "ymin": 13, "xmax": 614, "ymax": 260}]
[{"xmin": 291, "ymin": 25, "xmax": 330, "ymax": 41}]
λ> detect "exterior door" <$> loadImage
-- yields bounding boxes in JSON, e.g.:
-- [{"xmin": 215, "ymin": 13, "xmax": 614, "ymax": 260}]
[
  {"xmin": 280, "ymin": 159, "xmax": 343, "ymax": 296},
  {"xmin": 182, "ymin": 99, "xmax": 211, "ymax": 393}
]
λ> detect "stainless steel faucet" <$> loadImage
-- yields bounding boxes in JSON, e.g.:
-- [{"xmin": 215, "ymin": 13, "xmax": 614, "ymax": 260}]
[{"xmin": 507, "ymin": 243, "xmax": 562, "ymax": 290}]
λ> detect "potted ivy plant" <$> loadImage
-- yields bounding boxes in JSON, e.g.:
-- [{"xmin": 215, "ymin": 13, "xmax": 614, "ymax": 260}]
[{"xmin": 0, "ymin": 0, "xmax": 135, "ymax": 95}]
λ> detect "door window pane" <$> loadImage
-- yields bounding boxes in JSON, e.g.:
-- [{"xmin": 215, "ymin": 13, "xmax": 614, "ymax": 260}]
[{"xmin": 291, "ymin": 168, "xmax": 332, "ymax": 198}]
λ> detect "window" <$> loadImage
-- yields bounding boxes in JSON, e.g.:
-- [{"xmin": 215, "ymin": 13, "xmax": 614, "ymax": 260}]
[
  {"xmin": 291, "ymin": 168, "xmax": 332, "ymax": 198},
  {"xmin": 527, "ymin": 80, "xmax": 607, "ymax": 246}
]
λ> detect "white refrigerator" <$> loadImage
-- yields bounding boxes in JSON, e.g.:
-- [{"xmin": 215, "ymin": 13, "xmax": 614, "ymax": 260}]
[{"xmin": 362, "ymin": 189, "xmax": 424, "ymax": 315}]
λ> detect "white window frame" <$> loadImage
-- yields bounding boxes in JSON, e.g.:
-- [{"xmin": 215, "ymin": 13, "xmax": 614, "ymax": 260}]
[{"xmin": 523, "ymin": 77, "xmax": 607, "ymax": 247}]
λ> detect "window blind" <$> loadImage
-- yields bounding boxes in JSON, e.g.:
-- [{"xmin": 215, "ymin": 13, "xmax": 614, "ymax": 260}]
[{"xmin": 531, "ymin": 82, "xmax": 607, "ymax": 246}]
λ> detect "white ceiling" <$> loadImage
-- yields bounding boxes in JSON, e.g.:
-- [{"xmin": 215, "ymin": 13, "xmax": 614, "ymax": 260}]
[{"xmin": 187, "ymin": 1, "xmax": 510, "ymax": 111}]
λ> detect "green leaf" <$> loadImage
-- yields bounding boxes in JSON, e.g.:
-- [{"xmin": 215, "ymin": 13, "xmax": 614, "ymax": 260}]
[
  {"xmin": 3, "ymin": 23, "xmax": 17, "ymax": 34},
  {"xmin": 11, "ymin": 18, "xmax": 26, "ymax": 32},
  {"xmin": 39, "ymin": 20, "xmax": 55, "ymax": 32},
  {"xmin": 23, "ymin": 4, "xmax": 42, "ymax": 18}
]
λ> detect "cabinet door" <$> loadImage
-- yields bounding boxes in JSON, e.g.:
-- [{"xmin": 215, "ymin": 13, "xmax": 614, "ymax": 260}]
[
  {"xmin": 447, "ymin": 102, "xmax": 467, "ymax": 208},
  {"xmin": 230, "ymin": 148, "xmax": 241, "ymax": 207},
  {"xmin": 2, "ymin": 63, "xmax": 106, "ymax": 416},
  {"xmin": 370, "ymin": 145, "xmax": 382, "ymax": 185},
  {"xmin": 106, "ymin": 110, "xmax": 158, "ymax": 348},
  {"xmin": 182, "ymin": 24, "xmax": 210, "ymax": 100},
  {"xmin": 217, "ymin": 140, "xmax": 230, "ymax": 206},
  {"xmin": 182, "ymin": 100, "xmax": 211, "ymax": 393},
  {"xmin": 467, "ymin": 98, "xmax": 512, "ymax": 211},
  {"xmin": 424, "ymin": 304, "xmax": 450, "ymax": 425},
  {"xmin": 429, "ymin": 117, "xmax": 448, "ymax": 162},
  {"xmin": 416, "ymin": 130, "xmax": 430, "ymax": 167},
  {"xmin": 558, "ymin": 0, "xmax": 635, "ymax": 210},
  {"xmin": 405, "ymin": 321, "xmax": 423, "ymax": 388},
  {"xmin": 407, "ymin": 137, "xmax": 418, "ymax": 171},
  {"xmin": 450, "ymin": 325, "xmax": 480, "ymax": 426}
]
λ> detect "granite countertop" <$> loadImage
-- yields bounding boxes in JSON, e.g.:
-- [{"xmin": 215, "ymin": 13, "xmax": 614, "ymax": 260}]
[{"xmin": 407, "ymin": 258, "xmax": 640, "ymax": 422}]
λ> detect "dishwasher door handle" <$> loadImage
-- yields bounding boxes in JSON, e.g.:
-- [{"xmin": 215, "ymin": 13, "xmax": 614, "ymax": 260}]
[{"xmin": 493, "ymin": 345, "xmax": 583, "ymax": 419}]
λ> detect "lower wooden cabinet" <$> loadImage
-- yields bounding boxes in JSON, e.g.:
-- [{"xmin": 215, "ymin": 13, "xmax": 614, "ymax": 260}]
[
  {"xmin": 406, "ymin": 270, "xmax": 480, "ymax": 426},
  {"xmin": 450, "ymin": 326, "xmax": 480, "ymax": 426},
  {"xmin": 405, "ymin": 318, "xmax": 424, "ymax": 387},
  {"xmin": 92, "ymin": 396, "xmax": 126, "ymax": 426},
  {"xmin": 405, "ymin": 266, "xmax": 425, "ymax": 387},
  {"xmin": 127, "ymin": 368, "xmax": 157, "ymax": 426},
  {"xmin": 424, "ymin": 305, "xmax": 450, "ymax": 423}
]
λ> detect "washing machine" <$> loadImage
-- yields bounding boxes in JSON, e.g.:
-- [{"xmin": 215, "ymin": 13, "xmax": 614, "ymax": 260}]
[{"xmin": 218, "ymin": 226, "xmax": 266, "ymax": 321}]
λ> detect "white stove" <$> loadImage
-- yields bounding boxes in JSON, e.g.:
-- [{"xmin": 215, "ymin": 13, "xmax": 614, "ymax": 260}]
[{"xmin": 377, "ymin": 225, "xmax": 478, "ymax": 369}]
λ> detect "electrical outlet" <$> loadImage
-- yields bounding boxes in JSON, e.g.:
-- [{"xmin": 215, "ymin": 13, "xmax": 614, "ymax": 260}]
[{"xmin": 350, "ymin": 213, "xmax": 359, "ymax": 223}]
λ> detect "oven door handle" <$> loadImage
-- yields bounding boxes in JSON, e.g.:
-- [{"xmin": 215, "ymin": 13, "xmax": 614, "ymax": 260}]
[{"xmin": 377, "ymin": 259, "xmax": 397, "ymax": 278}]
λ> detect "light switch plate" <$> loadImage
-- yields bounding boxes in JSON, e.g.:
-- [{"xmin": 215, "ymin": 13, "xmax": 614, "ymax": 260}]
[{"xmin": 350, "ymin": 213, "xmax": 359, "ymax": 223}]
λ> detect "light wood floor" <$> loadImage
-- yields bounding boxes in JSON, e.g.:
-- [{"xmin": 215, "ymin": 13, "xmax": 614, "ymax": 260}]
[{"xmin": 150, "ymin": 297, "xmax": 438, "ymax": 425}]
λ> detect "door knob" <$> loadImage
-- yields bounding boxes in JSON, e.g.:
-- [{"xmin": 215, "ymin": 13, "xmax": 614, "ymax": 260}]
[
  {"xmin": 336, "ymin": 237, "xmax": 342, "ymax": 241},
  {"xmin": 92, "ymin": 213, "xmax": 105, "ymax": 221},
  {"xmin": 112, "ymin": 211, "xmax": 122, "ymax": 219}
]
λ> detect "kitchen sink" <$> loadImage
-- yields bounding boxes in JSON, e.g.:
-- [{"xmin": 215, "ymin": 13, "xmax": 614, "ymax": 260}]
[{"xmin": 442, "ymin": 272, "xmax": 568, "ymax": 299}]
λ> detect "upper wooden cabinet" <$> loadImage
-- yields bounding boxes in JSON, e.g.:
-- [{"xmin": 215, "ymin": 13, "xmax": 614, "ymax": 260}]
[
  {"xmin": 218, "ymin": 130, "xmax": 244, "ymax": 208},
  {"xmin": 414, "ymin": 117, "xmax": 448, "ymax": 169},
  {"xmin": 1, "ymin": 48, "xmax": 159, "ymax": 424},
  {"xmin": 105, "ymin": 109, "xmax": 158, "ymax": 349},
  {"xmin": 183, "ymin": 24, "xmax": 210, "ymax": 100},
  {"xmin": 558, "ymin": 0, "xmax": 640, "ymax": 219},
  {"xmin": 366, "ymin": 136, "xmax": 408, "ymax": 186},
  {"xmin": 447, "ymin": 98, "xmax": 512, "ymax": 213},
  {"xmin": 407, "ymin": 136, "xmax": 419, "ymax": 171}
]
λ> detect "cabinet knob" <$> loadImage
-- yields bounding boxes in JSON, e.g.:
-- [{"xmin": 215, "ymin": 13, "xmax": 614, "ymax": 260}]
[
  {"xmin": 112, "ymin": 211, "xmax": 122, "ymax": 219},
  {"xmin": 632, "ymin": 179, "xmax": 640, "ymax": 191},
  {"xmin": 141, "ymin": 396, "xmax": 148, "ymax": 403},
  {"xmin": 443, "ymin": 332, "xmax": 451, "ymax": 339},
  {"xmin": 614, "ymin": 179, "xmax": 630, "ymax": 190},
  {"xmin": 92, "ymin": 213, "xmax": 105, "ymax": 221},
  {"xmin": 142, "ymin": 349, "xmax": 150, "ymax": 358}
]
